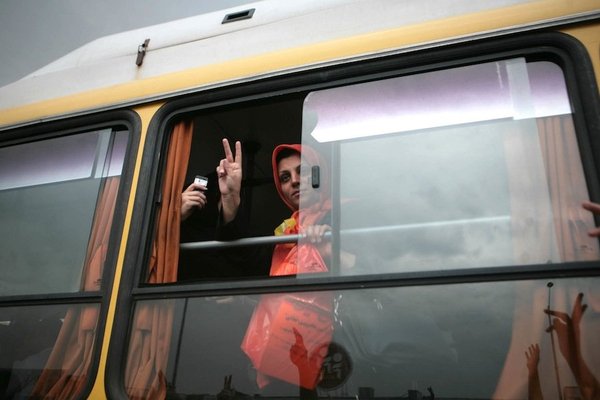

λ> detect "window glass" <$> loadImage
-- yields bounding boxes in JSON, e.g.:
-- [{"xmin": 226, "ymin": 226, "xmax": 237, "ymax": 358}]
[
  {"xmin": 0, "ymin": 129, "xmax": 128, "ymax": 295},
  {"xmin": 0, "ymin": 303, "xmax": 100, "ymax": 399},
  {"xmin": 125, "ymin": 277, "xmax": 599, "ymax": 399},
  {"xmin": 301, "ymin": 59, "xmax": 599, "ymax": 275}
]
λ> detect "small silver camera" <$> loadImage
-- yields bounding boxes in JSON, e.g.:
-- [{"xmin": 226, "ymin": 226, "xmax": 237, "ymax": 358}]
[{"xmin": 194, "ymin": 175, "xmax": 208, "ymax": 188}]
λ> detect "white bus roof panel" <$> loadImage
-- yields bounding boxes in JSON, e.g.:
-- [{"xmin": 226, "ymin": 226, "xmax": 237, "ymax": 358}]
[{"xmin": 0, "ymin": 0, "xmax": 594, "ymax": 117}]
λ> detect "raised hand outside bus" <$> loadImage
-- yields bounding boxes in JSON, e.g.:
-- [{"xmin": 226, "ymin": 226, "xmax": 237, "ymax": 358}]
[
  {"xmin": 545, "ymin": 293, "xmax": 599, "ymax": 400},
  {"xmin": 525, "ymin": 343, "xmax": 543, "ymax": 400},
  {"xmin": 181, "ymin": 181, "xmax": 207, "ymax": 221}
]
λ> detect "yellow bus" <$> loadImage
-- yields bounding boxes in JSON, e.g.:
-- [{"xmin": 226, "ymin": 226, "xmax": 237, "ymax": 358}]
[{"xmin": 1, "ymin": 0, "xmax": 599, "ymax": 399}]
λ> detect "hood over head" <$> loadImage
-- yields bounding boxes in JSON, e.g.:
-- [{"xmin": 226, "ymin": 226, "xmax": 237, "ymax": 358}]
[{"xmin": 271, "ymin": 143, "xmax": 329, "ymax": 211}]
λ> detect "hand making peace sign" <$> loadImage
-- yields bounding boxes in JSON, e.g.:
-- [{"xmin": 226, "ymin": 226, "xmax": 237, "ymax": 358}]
[
  {"xmin": 217, "ymin": 138, "xmax": 243, "ymax": 223},
  {"xmin": 217, "ymin": 138, "xmax": 242, "ymax": 197}
]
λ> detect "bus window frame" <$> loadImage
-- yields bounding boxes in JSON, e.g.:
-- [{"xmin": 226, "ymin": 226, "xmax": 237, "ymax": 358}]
[
  {"xmin": 108, "ymin": 31, "xmax": 600, "ymax": 398},
  {"xmin": 0, "ymin": 109, "xmax": 140, "ymax": 400}
]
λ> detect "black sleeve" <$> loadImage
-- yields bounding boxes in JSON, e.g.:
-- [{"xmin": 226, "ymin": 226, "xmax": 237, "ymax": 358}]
[
  {"xmin": 178, "ymin": 195, "xmax": 272, "ymax": 280},
  {"xmin": 215, "ymin": 198, "xmax": 250, "ymax": 241},
  {"xmin": 214, "ymin": 198, "xmax": 272, "ymax": 278}
]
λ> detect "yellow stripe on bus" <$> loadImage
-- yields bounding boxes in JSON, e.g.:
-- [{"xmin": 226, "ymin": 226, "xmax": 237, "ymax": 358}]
[
  {"xmin": 87, "ymin": 103, "xmax": 162, "ymax": 399},
  {"xmin": 0, "ymin": 0, "xmax": 597, "ymax": 129}
]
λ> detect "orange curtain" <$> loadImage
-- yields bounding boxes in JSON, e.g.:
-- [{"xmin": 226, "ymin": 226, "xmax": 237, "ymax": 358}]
[
  {"xmin": 125, "ymin": 120, "xmax": 193, "ymax": 399},
  {"xmin": 30, "ymin": 176, "xmax": 121, "ymax": 399},
  {"xmin": 494, "ymin": 116, "xmax": 600, "ymax": 399}
]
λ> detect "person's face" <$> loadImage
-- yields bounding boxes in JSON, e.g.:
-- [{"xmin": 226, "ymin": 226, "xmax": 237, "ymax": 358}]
[{"xmin": 277, "ymin": 153, "xmax": 315, "ymax": 211}]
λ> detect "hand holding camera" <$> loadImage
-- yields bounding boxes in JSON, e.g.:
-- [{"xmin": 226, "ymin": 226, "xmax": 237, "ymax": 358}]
[
  {"xmin": 194, "ymin": 175, "xmax": 208, "ymax": 191},
  {"xmin": 181, "ymin": 175, "xmax": 209, "ymax": 221}
]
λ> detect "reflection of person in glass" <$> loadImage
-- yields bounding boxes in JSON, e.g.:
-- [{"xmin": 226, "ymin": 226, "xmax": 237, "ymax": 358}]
[
  {"xmin": 216, "ymin": 375, "xmax": 236, "ymax": 400},
  {"xmin": 525, "ymin": 293, "xmax": 599, "ymax": 400}
]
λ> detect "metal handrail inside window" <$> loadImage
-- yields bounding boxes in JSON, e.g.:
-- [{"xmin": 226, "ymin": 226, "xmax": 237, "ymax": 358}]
[{"xmin": 179, "ymin": 215, "xmax": 509, "ymax": 251}]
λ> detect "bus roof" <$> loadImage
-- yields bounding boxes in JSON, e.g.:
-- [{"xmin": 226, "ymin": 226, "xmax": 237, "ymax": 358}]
[{"xmin": 0, "ymin": 0, "xmax": 597, "ymax": 129}]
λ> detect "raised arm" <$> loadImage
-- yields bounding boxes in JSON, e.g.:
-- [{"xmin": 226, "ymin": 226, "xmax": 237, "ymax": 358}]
[
  {"xmin": 545, "ymin": 293, "xmax": 599, "ymax": 400},
  {"xmin": 217, "ymin": 138, "xmax": 243, "ymax": 224},
  {"xmin": 525, "ymin": 343, "xmax": 543, "ymax": 400}
]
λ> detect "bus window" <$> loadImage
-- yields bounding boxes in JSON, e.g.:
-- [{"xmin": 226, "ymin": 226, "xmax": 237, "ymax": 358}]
[
  {"xmin": 165, "ymin": 57, "xmax": 599, "ymax": 283},
  {"xmin": 301, "ymin": 58, "xmax": 600, "ymax": 275},
  {"xmin": 0, "ymin": 129, "xmax": 127, "ymax": 295},
  {"xmin": 0, "ymin": 127, "xmax": 128, "ymax": 399},
  {"xmin": 126, "ymin": 277, "xmax": 599, "ymax": 399},
  {"xmin": 0, "ymin": 303, "xmax": 100, "ymax": 396}
]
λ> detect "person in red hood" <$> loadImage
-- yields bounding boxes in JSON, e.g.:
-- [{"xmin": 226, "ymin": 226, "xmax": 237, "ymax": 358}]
[{"xmin": 214, "ymin": 138, "xmax": 351, "ymax": 276}]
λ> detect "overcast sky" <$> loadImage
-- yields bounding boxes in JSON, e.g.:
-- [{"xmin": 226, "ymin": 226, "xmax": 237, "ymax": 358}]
[{"xmin": 0, "ymin": 0, "xmax": 259, "ymax": 87}]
